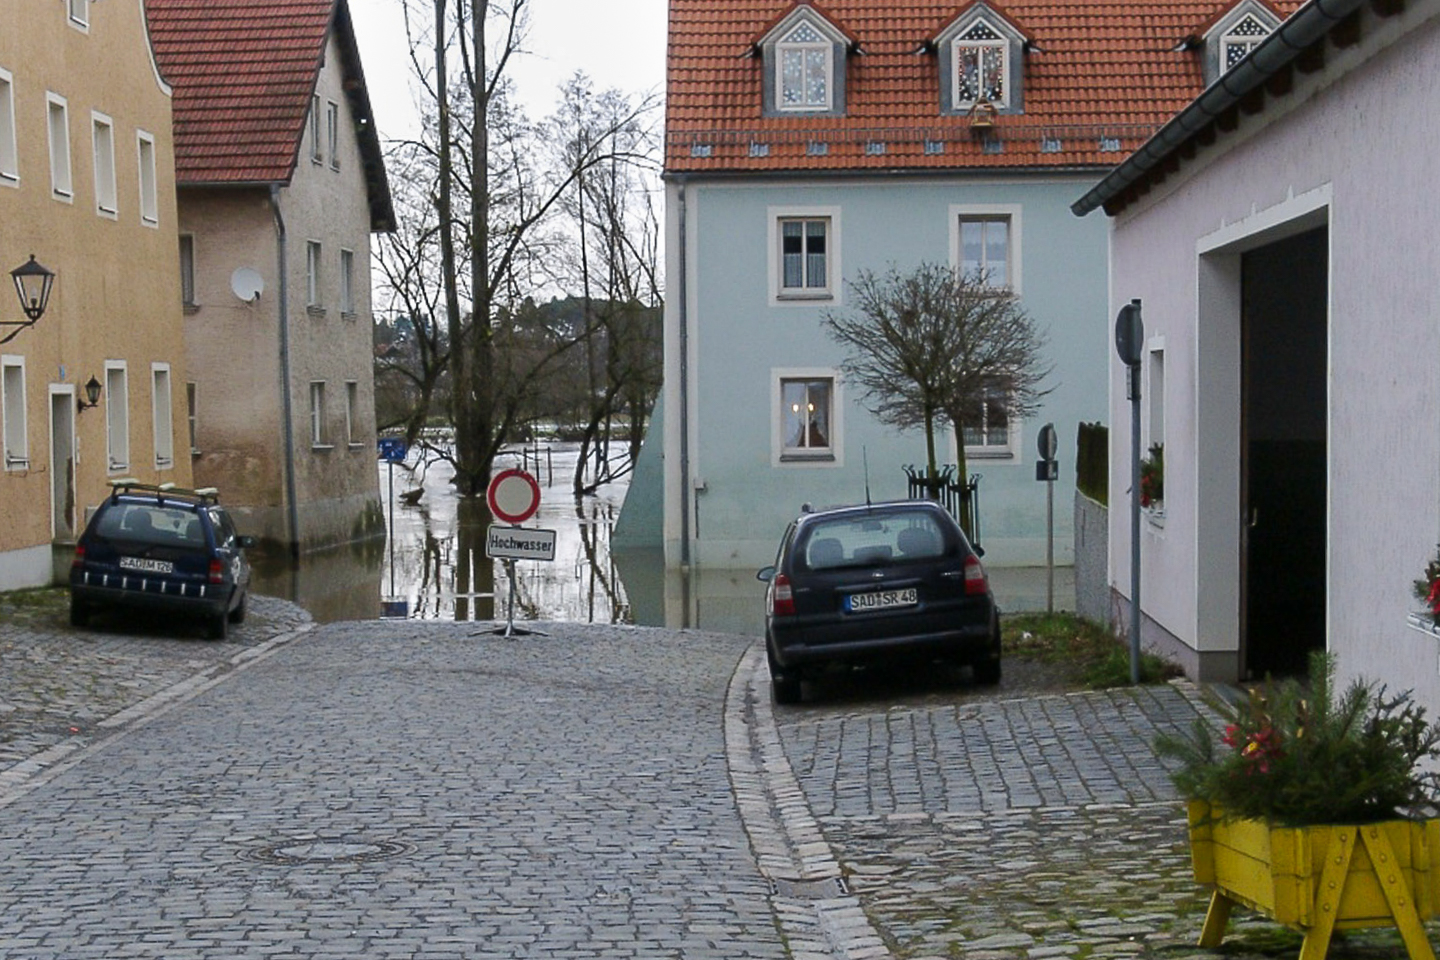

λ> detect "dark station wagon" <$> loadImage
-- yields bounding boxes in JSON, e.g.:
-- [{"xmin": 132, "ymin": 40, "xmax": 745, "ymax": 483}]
[
  {"xmin": 757, "ymin": 500, "xmax": 1001, "ymax": 704},
  {"xmin": 69, "ymin": 481, "xmax": 255, "ymax": 640}
]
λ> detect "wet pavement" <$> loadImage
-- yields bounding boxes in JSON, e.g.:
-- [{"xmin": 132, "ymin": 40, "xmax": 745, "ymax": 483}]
[{"xmin": 2, "ymin": 591, "xmax": 1437, "ymax": 958}]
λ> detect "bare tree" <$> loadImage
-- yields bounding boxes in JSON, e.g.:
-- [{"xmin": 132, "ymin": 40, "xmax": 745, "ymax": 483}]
[
  {"xmin": 383, "ymin": 0, "xmax": 657, "ymax": 499},
  {"xmin": 823, "ymin": 262, "xmax": 1050, "ymax": 524}
]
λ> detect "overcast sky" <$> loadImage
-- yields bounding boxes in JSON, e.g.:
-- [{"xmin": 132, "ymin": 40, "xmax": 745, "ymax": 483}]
[{"xmin": 348, "ymin": 0, "xmax": 668, "ymax": 141}]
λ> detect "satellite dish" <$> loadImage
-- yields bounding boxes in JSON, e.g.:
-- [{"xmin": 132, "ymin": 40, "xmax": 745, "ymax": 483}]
[{"xmin": 230, "ymin": 267, "xmax": 265, "ymax": 302}]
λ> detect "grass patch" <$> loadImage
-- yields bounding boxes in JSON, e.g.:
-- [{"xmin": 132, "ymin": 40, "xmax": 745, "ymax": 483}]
[
  {"xmin": 1002, "ymin": 611, "xmax": 1182, "ymax": 689},
  {"xmin": 0, "ymin": 586, "xmax": 67, "ymax": 610}
]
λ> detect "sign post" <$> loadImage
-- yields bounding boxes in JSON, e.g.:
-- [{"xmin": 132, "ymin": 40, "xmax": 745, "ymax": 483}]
[
  {"xmin": 377, "ymin": 438, "xmax": 409, "ymax": 618},
  {"xmin": 484, "ymin": 469, "xmax": 553, "ymax": 637},
  {"xmin": 1035, "ymin": 423, "xmax": 1058, "ymax": 613},
  {"xmin": 1115, "ymin": 299, "xmax": 1144, "ymax": 684}
]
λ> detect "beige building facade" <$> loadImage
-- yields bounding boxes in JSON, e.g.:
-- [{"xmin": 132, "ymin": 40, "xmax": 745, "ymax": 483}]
[
  {"xmin": 0, "ymin": 0, "xmax": 191, "ymax": 591},
  {"xmin": 150, "ymin": 0, "xmax": 394, "ymax": 555}
]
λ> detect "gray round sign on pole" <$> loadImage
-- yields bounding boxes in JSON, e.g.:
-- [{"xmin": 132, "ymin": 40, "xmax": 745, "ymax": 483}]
[{"xmin": 1037, "ymin": 422, "xmax": 1057, "ymax": 461}]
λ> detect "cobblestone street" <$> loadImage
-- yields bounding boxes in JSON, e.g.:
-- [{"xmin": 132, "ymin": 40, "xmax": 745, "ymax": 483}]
[{"xmin": 2, "ymin": 591, "xmax": 1439, "ymax": 958}]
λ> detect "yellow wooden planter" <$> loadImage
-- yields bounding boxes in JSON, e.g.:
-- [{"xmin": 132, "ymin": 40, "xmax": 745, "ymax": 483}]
[{"xmin": 1187, "ymin": 800, "xmax": 1440, "ymax": 960}]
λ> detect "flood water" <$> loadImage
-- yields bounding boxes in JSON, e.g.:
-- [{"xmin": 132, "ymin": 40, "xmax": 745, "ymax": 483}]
[{"xmin": 249, "ymin": 442, "xmax": 766, "ymax": 637}]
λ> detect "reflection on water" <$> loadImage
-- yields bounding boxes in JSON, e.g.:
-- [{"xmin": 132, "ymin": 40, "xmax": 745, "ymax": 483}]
[{"xmin": 251, "ymin": 441, "xmax": 764, "ymax": 637}]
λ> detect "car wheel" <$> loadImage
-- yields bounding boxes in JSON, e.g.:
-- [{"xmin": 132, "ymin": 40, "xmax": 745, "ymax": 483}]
[
  {"xmin": 972, "ymin": 657, "xmax": 1002, "ymax": 686},
  {"xmin": 771, "ymin": 673, "xmax": 802, "ymax": 705},
  {"xmin": 767, "ymin": 643, "xmax": 803, "ymax": 705},
  {"xmin": 69, "ymin": 598, "xmax": 89, "ymax": 628},
  {"xmin": 228, "ymin": 591, "xmax": 247, "ymax": 624},
  {"xmin": 207, "ymin": 611, "xmax": 229, "ymax": 641}
]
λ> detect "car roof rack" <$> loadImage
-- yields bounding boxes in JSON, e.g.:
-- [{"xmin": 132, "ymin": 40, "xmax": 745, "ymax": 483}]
[{"xmin": 107, "ymin": 478, "xmax": 221, "ymax": 505}]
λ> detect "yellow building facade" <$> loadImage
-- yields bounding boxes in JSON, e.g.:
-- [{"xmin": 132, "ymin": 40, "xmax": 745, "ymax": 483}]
[{"xmin": 0, "ymin": 0, "xmax": 190, "ymax": 590}]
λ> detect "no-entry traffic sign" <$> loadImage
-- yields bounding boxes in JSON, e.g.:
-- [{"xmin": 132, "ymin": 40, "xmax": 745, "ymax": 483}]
[{"xmin": 486, "ymin": 468, "xmax": 542, "ymax": 524}]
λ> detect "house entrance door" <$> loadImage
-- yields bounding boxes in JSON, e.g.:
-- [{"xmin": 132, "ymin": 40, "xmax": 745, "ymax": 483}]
[
  {"xmin": 50, "ymin": 390, "xmax": 76, "ymax": 540},
  {"xmin": 1240, "ymin": 226, "xmax": 1328, "ymax": 678}
]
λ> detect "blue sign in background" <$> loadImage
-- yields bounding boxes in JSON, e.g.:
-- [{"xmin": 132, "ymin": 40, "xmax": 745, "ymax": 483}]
[{"xmin": 377, "ymin": 438, "xmax": 408, "ymax": 463}]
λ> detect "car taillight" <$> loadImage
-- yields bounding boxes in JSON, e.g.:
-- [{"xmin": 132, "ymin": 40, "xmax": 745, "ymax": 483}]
[
  {"xmin": 208, "ymin": 559, "xmax": 225, "ymax": 584},
  {"xmin": 71, "ymin": 544, "xmax": 85, "ymax": 568},
  {"xmin": 772, "ymin": 574, "xmax": 796, "ymax": 616},
  {"xmin": 963, "ymin": 554, "xmax": 989, "ymax": 595}
]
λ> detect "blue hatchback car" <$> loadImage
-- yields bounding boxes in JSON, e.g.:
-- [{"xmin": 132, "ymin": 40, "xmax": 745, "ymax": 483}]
[{"xmin": 69, "ymin": 481, "xmax": 255, "ymax": 640}]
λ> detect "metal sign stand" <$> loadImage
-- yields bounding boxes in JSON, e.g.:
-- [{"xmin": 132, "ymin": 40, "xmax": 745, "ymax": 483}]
[{"xmin": 495, "ymin": 558, "xmax": 546, "ymax": 639}]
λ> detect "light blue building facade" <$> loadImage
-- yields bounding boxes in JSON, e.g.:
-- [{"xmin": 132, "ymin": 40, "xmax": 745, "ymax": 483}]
[
  {"xmin": 620, "ymin": 0, "xmax": 1246, "ymax": 576},
  {"xmin": 645, "ymin": 173, "xmax": 1110, "ymax": 571}
]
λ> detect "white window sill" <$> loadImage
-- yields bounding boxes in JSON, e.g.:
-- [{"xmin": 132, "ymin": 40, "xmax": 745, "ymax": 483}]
[
  {"xmin": 776, "ymin": 290, "xmax": 832, "ymax": 302},
  {"xmin": 307, "ymin": 306, "xmax": 327, "ymax": 318},
  {"xmin": 312, "ymin": 443, "xmax": 334, "ymax": 452},
  {"xmin": 1406, "ymin": 612, "xmax": 1440, "ymax": 638},
  {"xmin": 780, "ymin": 451, "xmax": 835, "ymax": 464},
  {"xmin": 964, "ymin": 449, "xmax": 1014, "ymax": 460},
  {"xmin": 348, "ymin": 441, "xmax": 366, "ymax": 451}
]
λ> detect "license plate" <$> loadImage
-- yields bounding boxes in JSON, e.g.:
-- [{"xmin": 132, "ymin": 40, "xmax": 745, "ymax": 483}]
[
  {"xmin": 846, "ymin": 588, "xmax": 917, "ymax": 612},
  {"xmin": 120, "ymin": 556, "xmax": 173, "ymax": 575}
]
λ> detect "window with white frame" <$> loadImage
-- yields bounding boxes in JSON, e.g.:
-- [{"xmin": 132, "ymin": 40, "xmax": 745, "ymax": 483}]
[
  {"xmin": 310, "ymin": 95, "xmax": 323, "ymax": 163},
  {"xmin": 326, "ymin": 101, "xmax": 340, "ymax": 170},
  {"xmin": 186, "ymin": 381, "xmax": 198, "ymax": 454},
  {"xmin": 1148, "ymin": 344, "xmax": 1165, "ymax": 448},
  {"xmin": 961, "ymin": 380, "xmax": 1013, "ymax": 455},
  {"xmin": 776, "ymin": 21, "xmax": 832, "ymax": 112},
  {"xmin": 92, "ymin": 112, "xmax": 116, "ymax": 217},
  {"xmin": 137, "ymin": 131, "xmax": 158, "ymax": 225},
  {"xmin": 152, "ymin": 364, "xmax": 174, "ymax": 469},
  {"xmin": 780, "ymin": 377, "xmax": 834, "ymax": 459},
  {"xmin": 105, "ymin": 362, "xmax": 130, "ymax": 471},
  {"xmin": 2, "ymin": 356, "xmax": 26, "ymax": 469},
  {"xmin": 340, "ymin": 248, "xmax": 355, "ymax": 315},
  {"xmin": 306, "ymin": 240, "xmax": 323, "ymax": 308},
  {"xmin": 0, "ymin": 69, "xmax": 17, "ymax": 185},
  {"xmin": 179, "ymin": 234, "xmax": 195, "ymax": 305},
  {"xmin": 957, "ymin": 215, "xmax": 1012, "ymax": 288},
  {"xmin": 345, "ymin": 380, "xmax": 360, "ymax": 445},
  {"xmin": 309, "ymin": 381, "xmax": 328, "ymax": 446},
  {"xmin": 68, "ymin": 0, "xmax": 89, "ymax": 30},
  {"xmin": 954, "ymin": 21, "xmax": 1008, "ymax": 107},
  {"xmin": 778, "ymin": 217, "xmax": 830, "ymax": 296},
  {"xmin": 1222, "ymin": 15, "xmax": 1270, "ymax": 71},
  {"xmin": 47, "ymin": 94, "xmax": 72, "ymax": 200}
]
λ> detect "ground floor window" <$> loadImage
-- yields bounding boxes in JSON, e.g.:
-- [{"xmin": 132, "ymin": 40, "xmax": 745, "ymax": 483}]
[
  {"xmin": 961, "ymin": 382, "xmax": 1013, "ymax": 456},
  {"xmin": 779, "ymin": 375, "xmax": 833, "ymax": 460}
]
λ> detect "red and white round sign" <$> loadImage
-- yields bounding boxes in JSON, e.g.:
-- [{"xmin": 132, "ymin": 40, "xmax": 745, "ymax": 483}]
[{"xmin": 486, "ymin": 468, "xmax": 542, "ymax": 524}]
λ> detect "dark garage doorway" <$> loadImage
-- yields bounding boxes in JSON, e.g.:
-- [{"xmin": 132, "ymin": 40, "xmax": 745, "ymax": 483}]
[{"xmin": 1241, "ymin": 226, "xmax": 1328, "ymax": 678}]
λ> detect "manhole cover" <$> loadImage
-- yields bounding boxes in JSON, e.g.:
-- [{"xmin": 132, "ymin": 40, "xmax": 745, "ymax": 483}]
[
  {"xmin": 242, "ymin": 837, "xmax": 412, "ymax": 865},
  {"xmin": 770, "ymin": 876, "xmax": 848, "ymax": 899}
]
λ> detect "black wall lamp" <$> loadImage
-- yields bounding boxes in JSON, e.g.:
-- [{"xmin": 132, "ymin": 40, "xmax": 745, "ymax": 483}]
[
  {"xmin": 3, "ymin": 255, "xmax": 56, "ymax": 345},
  {"xmin": 76, "ymin": 375, "xmax": 102, "ymax": 413}
]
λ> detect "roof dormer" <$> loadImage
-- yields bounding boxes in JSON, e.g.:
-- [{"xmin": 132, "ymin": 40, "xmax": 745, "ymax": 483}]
[
  {"xmin": 752, "ymin": 3, "xmax": 859, "ymax": 118},
  {"xmin": 1189, "ymin": 0, "xmax": 1283, "ymax": 85},
  {"xmin": 932, "ymin": 2, "xmax": 1031, "ymax": 117}
]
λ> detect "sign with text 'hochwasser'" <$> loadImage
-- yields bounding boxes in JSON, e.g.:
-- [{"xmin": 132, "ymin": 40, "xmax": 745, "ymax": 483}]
[{"xmin": 485, "ymin": 525, "xmax": 557, "ymax": 562}]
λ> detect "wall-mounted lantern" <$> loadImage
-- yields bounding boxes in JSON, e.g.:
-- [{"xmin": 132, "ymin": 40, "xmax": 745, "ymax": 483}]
[
  {"xmin": 3, "ymin": 255, "xmax": 56, "ymax": 345},
  {"xmin": 76, "ymin": 375, "xmax": 102, "ymax": 413}
]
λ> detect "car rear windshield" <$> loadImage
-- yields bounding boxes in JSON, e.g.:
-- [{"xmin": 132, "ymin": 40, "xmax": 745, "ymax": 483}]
[
  {"xmin": 800, "ymin": 511, "xmax": 950, "ymax": 571},
  {"xmin": 95, "ymin": 503, "xmax": 206, "ymax": 547}
]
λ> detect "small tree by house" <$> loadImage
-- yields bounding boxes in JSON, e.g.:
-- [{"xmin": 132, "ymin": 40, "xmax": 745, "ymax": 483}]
[{"xmin": 822, "ymin": 261, "xmax": 1050, "ymax": 531}]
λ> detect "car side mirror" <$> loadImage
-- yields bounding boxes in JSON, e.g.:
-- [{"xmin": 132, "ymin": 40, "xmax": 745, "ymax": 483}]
[{"xmin": 757, "ymin": 565, "xmax": 775, "ymax": 582}]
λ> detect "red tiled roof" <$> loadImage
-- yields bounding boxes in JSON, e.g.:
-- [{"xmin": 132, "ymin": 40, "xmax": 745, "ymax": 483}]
[
  {"xmin": 667, "ymin": 0, "xmax": 1303, "ymax": 174},
  {"xmin": 146, "ymin": 0, "xmax": 335, "ymax": 184}
]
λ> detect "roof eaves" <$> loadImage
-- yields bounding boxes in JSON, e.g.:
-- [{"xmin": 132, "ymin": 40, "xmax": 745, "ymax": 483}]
[{"xmin": 1072, "ymin": 0, "xmax": 1368, "ymax": 218}]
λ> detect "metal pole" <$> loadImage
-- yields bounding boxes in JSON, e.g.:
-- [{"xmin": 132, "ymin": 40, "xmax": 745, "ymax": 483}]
[
  {"xmin": 1046, "ymin": 474, "xmax": 1055, "ymax": 613},
  {"xmin": 1129, "ymin": 363, "xmax": 1142, "ymax": 685},
  {"xmin": 504, "ymin": 558, "xmax": 516, "ymax": 638},
  {"xmin": 388, "ymin": 459, "xmax": 396, "ymax": 599}
]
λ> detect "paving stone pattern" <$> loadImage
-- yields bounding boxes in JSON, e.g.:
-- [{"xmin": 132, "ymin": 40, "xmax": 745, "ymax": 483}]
[
  {"xmin": 0, "ymin": 621, "xmax": 785, "ymax": 959},
  {"xmin": 0, "ymin": 594, "xmax": 312, "ymax": 780},
  {"xmin": 772, "ymin": 684, "xmax": 1440, "ymax": 959}
]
